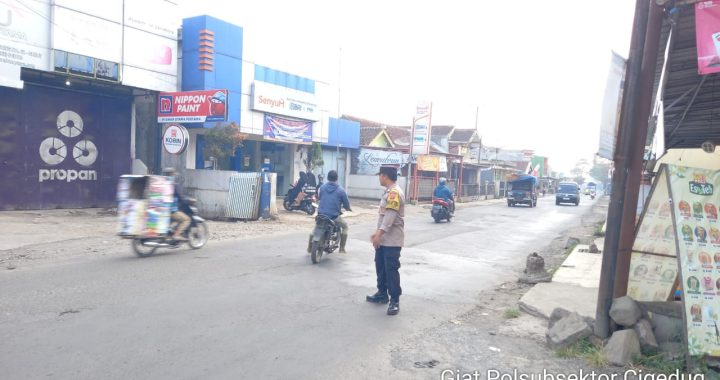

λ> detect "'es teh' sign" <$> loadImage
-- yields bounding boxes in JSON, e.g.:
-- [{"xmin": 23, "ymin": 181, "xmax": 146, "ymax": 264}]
[{"xmin": 690, "ymin": 173, "xmax": 714, "ymax": 196}]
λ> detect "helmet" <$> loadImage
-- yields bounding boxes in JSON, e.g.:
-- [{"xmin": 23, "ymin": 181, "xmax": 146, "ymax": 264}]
[
  {"xmin": 439, "ymin": 177, "xmax": 447, "ymax": 185},
  {"xmin": 162, "ymin": 167, "xmax": 177, "ymax": 176}
]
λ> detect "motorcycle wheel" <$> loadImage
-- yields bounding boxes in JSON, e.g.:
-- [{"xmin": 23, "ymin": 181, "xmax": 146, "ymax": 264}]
[
  {"xmin": 434, "ymin": 216, "xmax": 441, "ymax": 223},
  {"xmin": 132, "ymin": 239, "xmax": 157, "ymax": 258},
  {"xmin": 283, "ymin": 199, "xmax": 293, "ymax": 211},
  {"xmin": 188, "ymin": 222, "xmax": 209, "ymax": 249},
  {"xmin": 305, "ymin": 204, "xmax": 316, "ymax": 215},
  {"xmin": 311, "ymin": 240, "xmax": 323, "ymax": 264}
]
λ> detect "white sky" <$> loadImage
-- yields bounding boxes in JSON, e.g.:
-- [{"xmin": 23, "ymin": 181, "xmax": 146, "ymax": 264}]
[{"xmin": 180, "ymin": 0, "xmax": 635, "ymax": 174}]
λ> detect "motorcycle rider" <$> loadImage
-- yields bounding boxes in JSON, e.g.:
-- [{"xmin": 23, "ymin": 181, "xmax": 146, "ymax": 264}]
[
  {"xmin": 163, "ymin": 168, "xmax": 190, "ymax": 241},
  {"xmin": 306, "ymin": 170, "xmax": 352, "ymax": 253},
  {"xmin": 433, "ymin": 177, "xmax": 455, "ymax": 215}
]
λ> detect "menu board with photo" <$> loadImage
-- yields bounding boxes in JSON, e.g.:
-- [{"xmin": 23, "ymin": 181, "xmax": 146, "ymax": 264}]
[
  {"xmin": 628, "ymin": 169, "xmax": 679, "ymax": 301},
  {"xmin": 628, "ymin": 253, "xmax": 678, "ymax": 301},
  {"xmin": 667, "ymin": 164, "xmax": 720, "ymax": 357}
]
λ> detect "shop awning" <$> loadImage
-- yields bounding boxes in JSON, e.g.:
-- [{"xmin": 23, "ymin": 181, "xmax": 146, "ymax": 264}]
[
  {"xmin": 653, "ymin": 148, "xmax": 720, "ymax": 171},
  {"xmin": 653, "ymin": 6, "xmax": 720, "ymax": 150}
]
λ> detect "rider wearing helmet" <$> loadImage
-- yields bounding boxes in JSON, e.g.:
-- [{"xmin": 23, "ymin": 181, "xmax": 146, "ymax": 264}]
[
  {"xmin": 306, "ymin": 170, "xmax": 352, "ymax": 253},
  {"xmin": 433, "ymin": 177, "xmax": 455, "ymax": 214},
  {"xmin": 163, "ymin": 168, "xmax": 190, "ymax": 241}
]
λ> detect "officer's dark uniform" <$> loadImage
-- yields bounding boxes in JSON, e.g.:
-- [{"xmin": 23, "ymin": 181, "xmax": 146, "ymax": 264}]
[{"xmin": 367, "ymin": 167, "xmax": 405, "ymax": 314}]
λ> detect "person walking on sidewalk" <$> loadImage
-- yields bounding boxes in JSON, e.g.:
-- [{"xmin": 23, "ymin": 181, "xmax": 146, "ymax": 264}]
[
  {"xmin": 367, "ymin": 166, "xmax": 405, "ymax": 316},
  {"xmin": 306, "ymin": 170, "xmax": 352, "ymax": 254}
]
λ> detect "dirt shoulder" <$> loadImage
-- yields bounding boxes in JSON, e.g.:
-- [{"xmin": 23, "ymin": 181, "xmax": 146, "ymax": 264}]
[{"xmin": 0, "ymin": 197, "xmax": 494, "ymax": 269}]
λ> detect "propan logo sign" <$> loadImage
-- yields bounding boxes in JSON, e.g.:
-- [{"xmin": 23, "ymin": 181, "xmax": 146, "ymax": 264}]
[{"xmin": 38, "ymin": 110, "xmax": 98, "ymax": 183}]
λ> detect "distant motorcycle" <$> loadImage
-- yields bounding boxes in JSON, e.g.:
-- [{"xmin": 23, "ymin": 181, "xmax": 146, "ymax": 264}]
[
  {"xmin": 590, "ymin": 191, "xmax": 596, "ymax": 200},
  {"xmin": 131, "ymin": 199, "xmax": 209, "ymax": 258},
  {"xmin": 431, "ymin": 198, "xmax": 452, "ymax": 223},
  {"xmin": 309, "ymin": 214, "xmax": 341, "ymax": 264},
  {"xmin": 283, "ymin": 185, "xmax": 317, "ymax": 215}
]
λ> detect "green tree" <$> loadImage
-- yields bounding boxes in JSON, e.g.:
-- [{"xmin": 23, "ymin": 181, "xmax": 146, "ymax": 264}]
[
  {"xmin": 202, "ymin": 122, "xmax": 246, "ymax": 170},
  {"xmin": 304, "ymin": 142, "xmax": 324, "ymax": 173},
  {"xmin": 590, "ymin": 162, "xmax": 612, "ymax": 186}
]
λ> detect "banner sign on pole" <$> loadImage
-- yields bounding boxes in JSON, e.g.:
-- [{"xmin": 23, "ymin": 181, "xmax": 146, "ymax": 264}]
[{"xmin": 411, "ymin": 101, "xmax": 432, "ymax": 155}]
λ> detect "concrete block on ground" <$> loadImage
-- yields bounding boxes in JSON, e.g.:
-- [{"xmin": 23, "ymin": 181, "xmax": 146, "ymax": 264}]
[
  {"xmin": 602, "ymin": 330, "xmax": 641, "ymax": 367},
  {"xmin": 546, "ymin": 313, "xmax": 592, "ymax": 350},
  {"xmin": 519, "ymin": 282, "xmax": 598, "ymax": 322},
  {"xmin": 633, "ymin": 319, "xmax": 659, "ymax": 352},
  {"xmin": 551, "ymin": 245, "xmax": 602, "ymax": 288},
  {"xmin": 610, "ymin": 296, "xmax": 642, "ymax": 327}
]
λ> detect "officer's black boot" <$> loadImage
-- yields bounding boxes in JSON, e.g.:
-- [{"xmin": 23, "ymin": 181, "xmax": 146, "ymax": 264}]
[
  {"xmin": 387, "ymin": 301, "xmax": 400, "ymax": 315},
  {"xmin": 366, "ymin": 291, "xmax": 389, "ymax": 304}
]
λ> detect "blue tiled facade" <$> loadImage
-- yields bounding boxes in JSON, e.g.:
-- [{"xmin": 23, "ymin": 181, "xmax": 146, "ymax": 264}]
[{"xmin": 182, "ymin": 16, "xmax": 243, "ymax": 127}]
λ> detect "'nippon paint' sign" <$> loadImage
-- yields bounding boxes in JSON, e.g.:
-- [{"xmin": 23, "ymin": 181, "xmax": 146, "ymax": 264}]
[
  {"xmin": 158, "ymin": 89, "xmax": 228, "ymax": 123},
  {"xmin": 251, "ymin": 81, "xmax": 320, "ymax": 121}
]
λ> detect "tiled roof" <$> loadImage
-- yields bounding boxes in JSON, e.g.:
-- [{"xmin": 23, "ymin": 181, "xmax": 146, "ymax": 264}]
[
  {"xmin": 360, "ymin": 126, "xmax": 384, "ymax": 146},
  {"xmin": 450, "ymin": 129, "xmax": 478, "ymax": 142},
  {"xmin": 385, "ymin": 126, "xmax": 411, "ymax": 146},
  {"xmin": 430, "ymin": 125, "xmax": 454, "ymax": 138}
]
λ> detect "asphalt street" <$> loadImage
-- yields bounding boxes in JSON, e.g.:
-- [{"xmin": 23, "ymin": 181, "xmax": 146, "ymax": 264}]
[{"xmin": 0, "ymin": 195, "xmax": 597, "ymax": 380}]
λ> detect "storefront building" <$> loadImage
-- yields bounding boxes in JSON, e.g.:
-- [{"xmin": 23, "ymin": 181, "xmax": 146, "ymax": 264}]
[
  {"xmin": 179, "ymin": 15, "xmax": 340, "ymax": 195},
  {"xmin": 0, "ymin": 0, "xmax": 180, "ymax": 210}
]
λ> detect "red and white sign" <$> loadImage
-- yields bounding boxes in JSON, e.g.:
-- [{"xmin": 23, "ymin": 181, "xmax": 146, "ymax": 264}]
[
  {"xmin": 696, "ymin": 1, "xmax": 720, "ymax": 75},
  {"xmin": 162, "ymin": 124, "xmax": 189, "ymax": 154},
  {"xmin": 157, "ymin": 89, "xmax": 228, "ymax": 123}
]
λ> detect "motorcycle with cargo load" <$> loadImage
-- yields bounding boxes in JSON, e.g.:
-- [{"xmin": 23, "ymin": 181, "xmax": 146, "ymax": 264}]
[{"xmin": 117, "ymin": 175, "xmax": 209, "ymax": 257}]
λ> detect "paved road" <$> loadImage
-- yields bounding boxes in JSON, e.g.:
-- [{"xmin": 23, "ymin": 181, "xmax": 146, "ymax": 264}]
[{"xmin": 0, "ymin": 195, "xmax": 597, "ymax": 380}]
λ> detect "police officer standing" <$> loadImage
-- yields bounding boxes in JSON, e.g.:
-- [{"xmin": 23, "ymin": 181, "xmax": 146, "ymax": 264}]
[{"xmin": 367, "ymin": 166, "xmax": 405, "ymax": 316}]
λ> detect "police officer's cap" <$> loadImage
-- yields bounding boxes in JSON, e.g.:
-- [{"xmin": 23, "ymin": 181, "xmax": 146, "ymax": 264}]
[{"xmin": 377, "ymin": 166, "xmax": 398, "ymax": 178}]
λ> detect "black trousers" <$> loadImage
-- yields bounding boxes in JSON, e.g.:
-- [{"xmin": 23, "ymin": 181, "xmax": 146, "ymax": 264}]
[{"xmin": 375, "ymin": 246, "xmax": 402, "ymax": 301}]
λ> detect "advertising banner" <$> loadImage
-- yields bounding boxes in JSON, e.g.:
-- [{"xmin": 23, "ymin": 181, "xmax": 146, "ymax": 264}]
[
  {"xmin": 123, "ymin": 27, "xmax": 177, "ymax": 76},
  {"xmin": 123, "ymin": 0, "xmax": 179, "ymax": 39},
  {"xmin": 54, "ymin": 0, "xmax": 123, "ymax": 23},
  {"xmin": 0, "ymin": 84, "xmax": 131, "ymax": 209},
  {"xmin": 598, "ymin": 52, "xmax": 626, "ymax": 159},
  {"xmin": 354, "ymin": 148, "xmax": 410, "ymax": 176},
  {"xmin": 53, "ymin": 6, "xmax": 122, "ymax": 63},
  {"xmin": 667, "ymin": 164, "xmax": 720, "ymax": 357},
  {"xmin": 162, "ymin": 124, "xmax": 189, "ymax": 154},
  {"xmin": 411, "ymin": 101, "xmax": 432, "ymax": 155},
  {"xmin": 157, "ymin": 90, "xmax": 228, "ymax": 123},
  {"xmin": 628, "ymin": 168, "xmax": 678, "ymax": 302},
  {"xmin": 263, "ymin": 114, "xmax": 312, "ymax": 144},
  {"xmin": 417, "ymin": 155, "xmax": 448, "ymax": 172},
  {"xmin": 0, "ymin": 0, "xmax": 52, "ymax": 88},
  {"xmin": 696, "ymin": 1, "xmax": 720, "ymax": 75},
  {"xmin": 252, "ymin": 81, "xmax": 320, "ymax": 121}
]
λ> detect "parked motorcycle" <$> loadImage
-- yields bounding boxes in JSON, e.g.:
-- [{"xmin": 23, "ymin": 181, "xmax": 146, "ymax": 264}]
[
  {"xmin": 431, "ymin": 198, "xmax": 452, "ymax": 223},
  {"xmin": 309, "ymin": 214, "xmax": 341, "ymax": 264},
  {"xmin": 283, "ymin": 185, "xmax": 317, "ymax": 215},
  {"xmin": 131, "ymin": 199, "xmax": 209, "ymax": 258}
]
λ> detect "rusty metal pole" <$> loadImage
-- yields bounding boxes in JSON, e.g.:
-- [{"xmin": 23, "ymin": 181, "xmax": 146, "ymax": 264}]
[
  {"xmin": 613, "ymin": 1, "xmax": 664, "ymax": 298},
  {"xmin": 595, "ymin": 0, "xmax": 651, "ymax": 339}
]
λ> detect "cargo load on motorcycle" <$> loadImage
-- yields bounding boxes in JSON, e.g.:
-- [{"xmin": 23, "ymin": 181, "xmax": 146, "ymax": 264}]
[{"xmin": 117, "ymin": 175, "xmax": 208, "ymax": 257}]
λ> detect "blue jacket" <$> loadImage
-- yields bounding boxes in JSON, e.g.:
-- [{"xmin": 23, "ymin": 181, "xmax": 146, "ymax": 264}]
[
  {"xmin": 317, "ymin": 182, "xmax": 350, "ymax": 219},
  {"xmin": 434, "ymin": 184, "xmax": 453, "ymax": 202}
]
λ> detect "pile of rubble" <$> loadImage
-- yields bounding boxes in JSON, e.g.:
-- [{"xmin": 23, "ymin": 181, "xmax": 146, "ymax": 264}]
[{"xmin": 546, "ymin": 296, "xmax": 685, "ymax": 367}]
